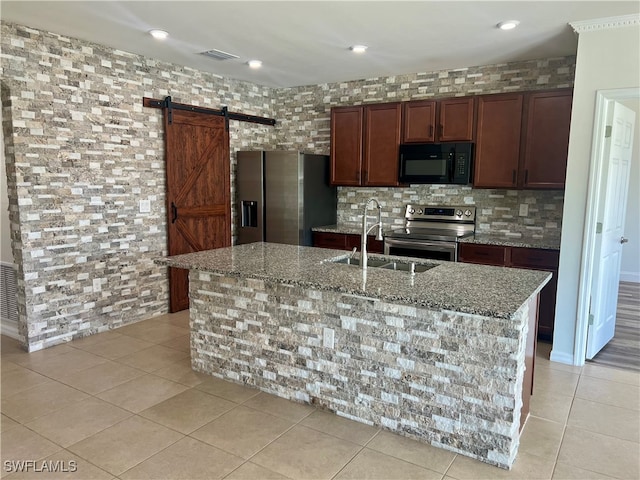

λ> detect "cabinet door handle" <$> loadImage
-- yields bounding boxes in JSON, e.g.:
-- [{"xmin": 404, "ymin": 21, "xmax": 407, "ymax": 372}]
[
  {"xmin": 512, "ymin": 170, "xmax": 516, "ymax": 184},
  {"xmin": 524, "ymin": 170, "xmax": 529, "ymax": 184},
  {"xmin": 439, "ymin": 124, "xmax": 444, "ymax": 137},
  {"xmin": 429, "ymin": 125, "xmax": 434, "ymax": 137}
]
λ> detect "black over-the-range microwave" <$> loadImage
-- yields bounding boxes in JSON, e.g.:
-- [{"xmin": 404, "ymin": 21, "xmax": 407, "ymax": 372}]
[{"xmin": 398, "ymin": 142, "xmax": 473, "ymax": 184}]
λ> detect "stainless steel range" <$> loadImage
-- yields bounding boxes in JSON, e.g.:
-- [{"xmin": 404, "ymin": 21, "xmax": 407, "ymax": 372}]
[{"xmin": 384, "ymin": 205, "xmax": 476, "ymax": 262}]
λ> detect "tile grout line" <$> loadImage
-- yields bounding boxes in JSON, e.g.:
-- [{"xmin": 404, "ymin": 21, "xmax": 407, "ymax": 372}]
[
  {"xmin": 4, "ymin": 328, "xmax": 638, "ymax": 478},
  {"xmin": 214, "ymin": 395, "xmax": 317, "ymax": 480},
  {"xmin": 103, "ymin": 413, "xmax": 188, "ymax": 479}
]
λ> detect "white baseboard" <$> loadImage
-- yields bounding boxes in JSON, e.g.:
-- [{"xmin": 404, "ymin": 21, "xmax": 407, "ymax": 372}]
[
  {"xmin": 550, "ymin": 349, "xmax": 576, "ymax": 366},
  {"xmin": 1, "ymin": 317, "xmax": 20, "ymax": 340},
  {"xmin": 620, "ymin": 271, "xmax": 640, "ymax": 283}
]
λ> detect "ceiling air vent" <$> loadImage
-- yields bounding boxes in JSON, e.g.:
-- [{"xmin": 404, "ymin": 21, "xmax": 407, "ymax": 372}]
[{"xmin": 200, "ymin": 49, "xmax": 239, "ymax": 61}]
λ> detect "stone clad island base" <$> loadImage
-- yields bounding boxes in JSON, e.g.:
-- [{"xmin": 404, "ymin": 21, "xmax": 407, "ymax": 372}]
[{"xmin": 160, "ymin": 243, "xmax": 548, "ymax": 470}]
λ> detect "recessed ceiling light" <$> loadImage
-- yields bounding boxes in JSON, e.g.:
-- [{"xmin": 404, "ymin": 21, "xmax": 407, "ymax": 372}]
[
  {"xmin": 247, "ymin": 60, "xmax": 263, "ymax": 69},
  {"xmin": 149, "ymin": 29, "xmax": 169, "ymax": 40},
  {"xmin": 497, "ymin": 20, "xmax": 520, "ymax": 30},
  {"xmin": 350, "ymin": 45, "xmax": 368, "ymax": 54}
]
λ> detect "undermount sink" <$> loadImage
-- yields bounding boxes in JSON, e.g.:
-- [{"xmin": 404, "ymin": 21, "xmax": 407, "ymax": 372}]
[
  {"xmin": 331, "ymin": 256, "xmax": 435, "ymax": 273},
  {"xmin": 380, "ymin": 261, "xmax": 434, "ymax": 273},
  {"xmin": 332, "ymin": 257, "xmax": 388, "ymax": 268}
]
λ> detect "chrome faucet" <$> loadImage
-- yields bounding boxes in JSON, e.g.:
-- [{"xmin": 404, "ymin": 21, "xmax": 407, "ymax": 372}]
[{"xmin": 361, "ymin": 198, "xmax": 383, "ymax": 270}]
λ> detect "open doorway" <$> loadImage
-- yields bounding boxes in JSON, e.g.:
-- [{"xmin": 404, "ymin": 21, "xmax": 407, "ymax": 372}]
[
  {"xmin": 589, "ymin": 96, "xmax": 640, "ymax": 372},
  {"xmin": 575, "ymin": 88, "xmax": 640, "ymax": 370}
]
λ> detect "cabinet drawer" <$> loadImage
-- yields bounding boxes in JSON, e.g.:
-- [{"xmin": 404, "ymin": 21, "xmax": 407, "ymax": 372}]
[
  {"xmin": 511, "ymin": 248, "xmax": 559, "ymax": 270},
  {"xmin": 458, "ymin": 243, "xmax": 507, "ymax": 266},
  {"xmin": 313, "ymin": 232, "xmax": 346, "ymax": 250},
  {"xmin": 345, "ymin": 234, "xmax": 384, "ymax": 253}
]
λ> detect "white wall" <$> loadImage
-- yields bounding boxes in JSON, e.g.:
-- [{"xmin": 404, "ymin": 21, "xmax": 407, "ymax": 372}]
[
  {"xmin": 620, "ymin": 98, "xmax": 640, "ymax": 283},
  {"xmin": 553, "ymin": 22, "xmax": 640, "ymax": 365}
]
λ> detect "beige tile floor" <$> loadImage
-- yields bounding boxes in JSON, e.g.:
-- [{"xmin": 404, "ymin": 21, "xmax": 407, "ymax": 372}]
[{"xmin": 1, "ymin": 311, "xmax": 639, "ymax": 479}]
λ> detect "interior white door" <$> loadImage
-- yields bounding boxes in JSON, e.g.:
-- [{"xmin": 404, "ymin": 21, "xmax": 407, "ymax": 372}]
[{"xmin": 586, "ymin": 101, "xmax": 636, "ymax": 359}]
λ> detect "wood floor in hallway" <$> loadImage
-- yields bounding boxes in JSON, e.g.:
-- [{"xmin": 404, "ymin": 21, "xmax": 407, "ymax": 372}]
[{"xmin": 590, "ymin": 281, "xmax": 640, "ymax": 372}]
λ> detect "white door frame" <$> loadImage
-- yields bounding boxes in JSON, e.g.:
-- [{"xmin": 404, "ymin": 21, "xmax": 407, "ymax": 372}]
[{"xmin": 574, "ymin": 87, "xmax": 640, "ymax": 365}]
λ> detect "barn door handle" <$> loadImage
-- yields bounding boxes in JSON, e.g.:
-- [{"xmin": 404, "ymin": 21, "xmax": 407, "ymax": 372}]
[{"xmin": 171, "ymin": 202, "xmax": 178, "ymax": 223}]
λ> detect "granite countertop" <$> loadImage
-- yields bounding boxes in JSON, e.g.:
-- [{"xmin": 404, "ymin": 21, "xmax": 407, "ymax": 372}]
[
  {"xmin": 313, "ymin": 224, "xmax": 362, "ymax": 235},
  {"xmin": 157, "ymin": 242, "xmax": 551, "ymax": 320},
  {"xmin": 459, "ymin": 233, "xmax": 561, "ymax": 250}
]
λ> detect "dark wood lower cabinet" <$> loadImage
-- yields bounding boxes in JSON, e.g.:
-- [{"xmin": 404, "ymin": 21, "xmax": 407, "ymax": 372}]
[
  {"xmin": 313, "ymin": 231, "xmax": 383, "ymax": 253},
  {"xmin": 456, "ymin": 243, "xmax": 508, "ymax": 265},
  {"xmin": 459, "ymin": 243, "xmax": 559, "ymax": 340},
  {"xmin": 521, "ymin": 293, "xmax": 538, "ymax": 431}
]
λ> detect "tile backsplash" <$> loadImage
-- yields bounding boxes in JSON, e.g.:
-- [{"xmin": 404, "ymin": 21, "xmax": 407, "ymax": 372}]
[
  {"xmin": 337, "ymin": 185, "xmax": 563, "ymax": 239},
  {"xmin": 271, "ymin": 56, "xmax": 574, "ymax": 241}
]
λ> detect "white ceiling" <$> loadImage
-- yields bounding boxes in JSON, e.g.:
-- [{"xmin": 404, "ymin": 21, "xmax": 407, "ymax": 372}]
[{"xmin": 2, "ymin": 1, "xmax": 639, "ymax": 88}]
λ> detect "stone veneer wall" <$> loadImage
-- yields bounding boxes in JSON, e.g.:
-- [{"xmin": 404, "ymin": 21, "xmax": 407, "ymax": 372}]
[
  {"xmin": 336, "ymin": 187, "xmax": 564, "ymax": 239},
  {"xmin": 0, "ymin": 22, "xmax": 277, "ymax": 350},
  {"xmin": 1, "ymin": 20, "xmax": 574, "ymax": 351},
  {"xmin": 190, "ymin": 271, "xmax": 530, "ymax": 469},
  {"xmin": 272, "ymin": 58, "xmax": 575, "ymax": 238}
]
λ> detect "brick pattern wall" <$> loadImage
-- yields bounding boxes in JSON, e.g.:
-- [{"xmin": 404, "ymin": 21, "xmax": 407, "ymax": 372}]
[
  {"xmin": 190, "ymin": 271, "xmax": 530, "ymax": 469},
  {"xmin": 0, "ymin": 22, "xmax": 277, "ymax": 350},
  {"xmin": 336, "ymin": 186, "xmax": 564, "ymax": 239},
  {"xmin": 1, "ymin": 20, "xmax": 574, "ymax": 350},
  {"xmin": 271, "ymin": 58, "xmax": 575, "ymax": 238}
]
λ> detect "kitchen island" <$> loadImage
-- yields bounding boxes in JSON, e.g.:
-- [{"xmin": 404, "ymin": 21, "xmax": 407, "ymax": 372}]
[{"xmin": 158, "ymin": 242, "xmax": 550, "ymax": 469}]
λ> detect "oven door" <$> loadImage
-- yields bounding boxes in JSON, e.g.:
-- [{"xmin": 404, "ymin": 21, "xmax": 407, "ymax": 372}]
[{"xmin": 384, "ymin": 237, "xmax": 457, "ymax": 262}]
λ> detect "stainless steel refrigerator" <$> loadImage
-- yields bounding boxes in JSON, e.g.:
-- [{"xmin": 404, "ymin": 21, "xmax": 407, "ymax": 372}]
[{"xmin": 236, "ymin": 151, "xmax": 337, "ymax": 246}]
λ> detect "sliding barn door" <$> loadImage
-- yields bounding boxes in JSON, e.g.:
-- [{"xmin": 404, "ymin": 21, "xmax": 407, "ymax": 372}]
[{"xmin": 165, "ymin": 109, "xmax": 231, "ymax": 312}]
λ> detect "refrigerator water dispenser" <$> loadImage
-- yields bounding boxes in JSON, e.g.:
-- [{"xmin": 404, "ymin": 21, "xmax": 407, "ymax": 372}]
[{"xmin": 241, "ymin": 200, "xmax": 258, "ymax": 227}]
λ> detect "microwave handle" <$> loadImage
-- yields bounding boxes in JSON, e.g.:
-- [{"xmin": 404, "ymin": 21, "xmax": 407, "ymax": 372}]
[{"xmin": 448, "ymin": 151, "xmax": 454, "ymax": 180}]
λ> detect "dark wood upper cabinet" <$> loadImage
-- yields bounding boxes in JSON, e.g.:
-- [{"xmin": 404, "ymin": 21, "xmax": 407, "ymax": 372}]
[
  {"xmin": 364, "ymin": 103, "xmax": 402, "ymax": 186},
  {"xmin": 402, "ymin": 100, "xmax": 436, "ymax": 142},
  {"xmin": 521, "ymin": 89, "xmax": 573, "ymax": 189},
  {"xmin": 331, "ymin": 89, "xmax": 572, "ymax": 189},
  {"xmin": 402, "ymin": 97, "xmax": 474, "ymax": 143},
  {"xmin": 474, "ymin": 89, "xmax": 573, "ymax": 189},
  {"xmin": 330, "ymin": 106, "xmax": 363, "ymax": 186},
  {"xmin": 439, "ymin": 97, "xmax": 475, "ymax": 142},
  {"xmin": 474, "ymin": 93, "xmax": 524, "ymax": 188},
  {"xmin": 331, "ymin": 103, "xmax": 401, "ymax": 187}
]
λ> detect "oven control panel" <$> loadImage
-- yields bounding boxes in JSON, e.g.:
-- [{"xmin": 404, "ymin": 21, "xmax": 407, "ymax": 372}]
[{"xmin": 405, "ymin": 205, "xmax": 476, "ymax": 222}]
